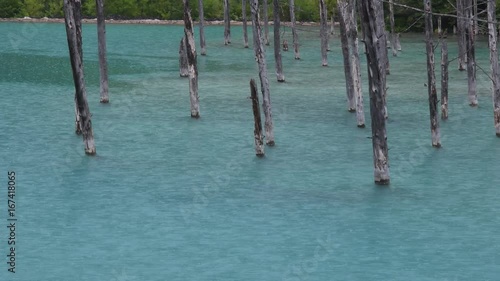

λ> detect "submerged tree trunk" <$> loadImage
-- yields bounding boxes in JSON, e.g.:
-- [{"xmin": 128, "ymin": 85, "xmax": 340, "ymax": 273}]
[
  {"xmin": 319, "ymin": 0, "xmax": 328, "ymax": 66},
  {"xmin": 487, "ymin": 0, "xmax": 500, "ymax": 136},
  {"xmin": 466, "ymin": 7, "xmax": 478, "ymax": 106},
  {"xmin": 198, "ymin": 0, "xmax": 206, "ymax": 55},
  {"xmin": 63, "ymin": 0, "xmax": 96, "ymax": 155},
  {"xmin": 263, "ymin": 0, "xmax": 269, "ymax": 45},
  {"xmin": 396, "ymin": 33, "xmax": 401, "ymax": 51},
  {"xmin": 250, "ymin": 79, "xmax": 265, "ymax": 156},
  {"xmin": 359, "ymin": 0, "xmax": 390, "ymax": 184},
  {"xmin": 424, "ymin": 0, "xmax": 441, "ymax": 147},
  {"xmin": 457, "ymin": 0, "xmax": 467, "ymax": 70},
  {"xmin": 224, "ymin": 0, "xmax": 231, "ymax": 45},
  {"xmin": 96, "ymin": 0, "xmax": 109, "ymax": 103},
  {"xmin": 441, "ymin": 34, "xmax": 449, "ymax": 120},
  {"xmin": 183, "ymin": 0, "xmax": 200, "ymax": 118},
  {"xmin": 179, "ymin": 37, "xmax": 189, "ymax": 77},
  {"xmin": 289, "ymin": 0, "xmax": 300, "ymax": 59},
  {"xmin": 338, "ymin": 1, "xmax": 355, "ymax": 112},
  {"xmin": 273, "ymin": 0, "xmax": 285, "ymax": 82},
  {"xmin": 251, "ymin": 0, "xmax": 274, "ymax": 145},
  {"xmin": 242, "ymin": 0, "xmax": 249, "ymax": 48},
  {"xmin": 330, "ymin": 11, "xmax": 335, "ymax": 36},
  {"xmin": 348, "ymin": 0, "xmax": 365, "ymax": 127},
  {"xmin": 389, "ymin": 0, "xmax": 397, "ymax": 56}
]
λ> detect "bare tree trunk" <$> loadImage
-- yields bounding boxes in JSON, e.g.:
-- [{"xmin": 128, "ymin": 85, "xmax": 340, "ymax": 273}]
[
  {"xmin": 487, "ymin": 0, "xmax": 500, "ymax": 136},
  {"xmin": 338, "ymin": 1, "xmax": 355, "ymax": 112},
  {"xmin": 263, "ymin": 0, "xmax": 269, "ymax": 45},
  {"xmin": 396, "ymin": 33, "xmax": 401, "ymax": 51},
  {"xmin": 198, "ymin": 0, "xmax": 206, "ymax": 55},
  {"xmin": 273, "ymin": 0, "xmax": 285, "ymax": 82},
  {"xmin": 348, "ymin": 0, "xmax": 365, "ymax": 127},
  {"xmin": 63, "ymin": 0, "xmax": 96, "ymax": 155},
  {"xmin": 466, "ymin": 7, "xmax": 478, "ymax": 106},
  {"xmin": 224, "ymin": 0, "xmax": 231, "ymax": 45},
  {"xmin": 283, "ymin": 39, "xmax": 288, "ymax": 51},
  {"xmin": 179, "ymin": 37, "xmax": 189, "ymax": 77},
  {"xmin": 319, "ymin": 0, "xmax": 328, "ymax": 66},
  {"xmin": 359, "ymin": 0, "xmax": 390, "ymax": 185},
  {"xmin": 183, "ymin": 0, "xmax": 200, "ymax": 118},
  {"xmin": 250, "ymin": 79, "xmax": 265, "ymax": 156},
  {"xmin": 441, "ymin": 33, "xmax": 449, "ymax": 120},
  {"xmin": 389, "ymin": 0, "xmax": 397, "ymax": 56},
  {"xmin": 242, "ymin": 0, "xmax": 249, "ymax": 48},
  {"xmin": 251, "ymin": 0, "xmax": 274, "ymax": 145},
  {"xmin": 289, "ymin": 0, "xmax": 300, "ymax": 59},
  {"xmin": 96, "ymin": 0, "xmax": 109, "ymax": 103},
  {"xmin": 424, "ymin": 0, "xmax": 441, "ymax": 147},
  {"xmin": 457, "ymin": 0, "xmax": 467, "ymax": 70},
  {"xmin": 330, "ymin": 11, "xmax": 335, "ymax": 36},
  {"xmin": 474, "ymin": 0, "xmax": 478, "ymax": 35}
]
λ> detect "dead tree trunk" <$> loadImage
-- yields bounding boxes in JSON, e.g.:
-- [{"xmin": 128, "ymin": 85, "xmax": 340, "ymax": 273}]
[
  {"xmin": 198, "ymin": 0, "xmax": 206, "ymax": 55},
  {"xmin": 263, "ymin": 0, "xmax": 270, "ymax": 45},
  {"xmin": 396, "ymin": 33, "xmax": 401, "ymax": 51},
  {"xmin": 224, "ymin": 0, "xmax": 231, "ymax": 45},
  {"xmin": 474, "ymin": 0, "xmax": 478, "ymax": 35},
  {"xmin": 487, "ymin": 0, "xmax": 500, "ymax": 136},
  {"xmin": 63, "ymin": 0, "xmax": 96, "ymax": 155},
  {"xmin": 242, "ymin": 0, "xmax": 249, "ymax": 48},
  {"xmin": 359, "ymin": 0, "xmax": 390, "ymax": 185},
  {"xmin": 424, "ymin": 0, "xmax": 441, "ymax": 147},
  {"xmin": 289, "ymin": 0, "xmax": 300, "ymax": 59},
  {"xmin": 179, "ymin": 37, "xmax": 189, "ymax": 77},
  {"xmin": 74, "ymin": 96, "xmax": 82, "ymax": 134},
  {"xmin": 441, "ymin": 33, "xmax": 449, "ymax": 120},
  {"xmin": 319, "ymin": 0, "xmax": 328, "ymax": 66},
  {"xmin": 457, "ymin": 0, "xmax": 467, "ymax": 70},
  {"xmin": 348, "ymin": 0, "xmax": 365, "ymax": 127},
  {"xmin": 251, "ymin": 0, "xmax": 275, "ymax": 145},
  {"xmin": 438, "ymin": 16, "xmax": 442, "ymax": 35},
  {"xmin": 273, "ymin": 0, "xmax": 285, "ymax": 82},
  {"xmin": 183, "ymin": 0, "xmax": 200, "ymax": 118},
  {"xmin": 330, "ymin": 11, "xmax": 335, "ymax": 36},
  {"xmin": 338, "ymin": 1, "xmax": 355, "ymax": 112},
  {"xmin": 250, "ymin": 79, "xmax": 265, "ymax": 156},
  {"xmin": 96, "ymin": 0, "xmax": 109, "ymax": 103},
  {"xmin": 466, "ymin": 7, "xmax": 478, "ymax": 106},
  {"xmin": 389, "ymin": 0, "xmax": 397, "ymax": 56}
]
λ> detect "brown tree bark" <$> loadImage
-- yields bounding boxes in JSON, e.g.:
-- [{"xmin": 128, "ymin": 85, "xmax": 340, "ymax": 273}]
[
  {"xmin": 273, "ymin": 0, "xmax": 285, "ymax": 82},
  {"xmin": 183, "ymin": 0, "xmax": 200, "ymax": 118},
  {"xmin": 359, "ymin": 0, "xmax": 390, "ymax": 184},
  {"xmin": 96, "ymin": 0, "xmax": 109, "ymax": 103},
  {"xmin": 251, "ymin": 0, "xmax": 275, "ymax": 145},
  {"xmin": 63, "ymin": 0, "xmax": 96, "ymax": 155},
  {"xmin": 487, "ymin": 0, "xmax": 500, "ymax": 136},
  {"xmin": 198, "ymin": 0, "xmax": 206, "ymax": 55},
  {"xmin": 250, "ymin": 79, "xmax": 265, "ymax": 156},
  {"xmin": 424, "ymin": 0, "xmax": 441, "ymax": 147}
]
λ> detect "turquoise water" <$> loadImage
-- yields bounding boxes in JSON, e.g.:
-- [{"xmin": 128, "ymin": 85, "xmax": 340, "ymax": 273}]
[{"xmin": 0, "ymin": 22, "xmax": 499, "ymax": 280}]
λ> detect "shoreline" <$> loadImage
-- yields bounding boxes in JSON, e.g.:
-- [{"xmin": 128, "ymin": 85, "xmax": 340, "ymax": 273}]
[{"xmin": 0, "ymin": 17, "xmax": 323, "ymax": 26}]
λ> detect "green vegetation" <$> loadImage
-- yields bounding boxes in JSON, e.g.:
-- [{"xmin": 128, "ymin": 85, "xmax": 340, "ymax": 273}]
[{"xmin": 0, "ymin": 0, "xmax": 499, "ymax": 32}]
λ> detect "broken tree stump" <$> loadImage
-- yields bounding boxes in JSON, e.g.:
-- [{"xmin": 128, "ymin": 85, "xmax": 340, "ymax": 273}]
[{"xmin": 250, "ymin": 79, "xmax": 265, "ymax": 156}]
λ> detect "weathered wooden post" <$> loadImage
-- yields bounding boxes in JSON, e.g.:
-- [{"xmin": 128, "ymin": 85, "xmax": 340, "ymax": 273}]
[
  {"xmin": 389, "ymin": 0, "xmax": 397, "ymax": 56},
  {"xmin": 63, "ymin": 0, "xmax": 96, "ymax": 155},
  {"xmin": 251, "ymin": 0, "xmax": 275, "ymax": 145},
  {"xmin": 466, "ymin": 8, "xmax": 478, "ymax": 106},
  {"xmin": 198, "ymin": 0, "xmax": 206, "ymax": 55},
  {"xmin": 359, "ymin": 0, "xmax": 390, "ymax": 184},
  {"xmin": 242, "ymin": 0, "xmax": 249, "ymax": 48},
  {"xmin": 263, "ymin": 0, "xmax": 270, "ymax": 45},
  {"xmin": 487, "ymin": 0, "xmax": 500, "ymax": 136},
  {"xmin": 338, "ymin": 0, "xmax": 355, "ymax": 112},
  {"xmin": 457, "ymin": 0, "xmax": 467, "ymax": 70},
  {"xmin": 183, "ymin": 0, "xmax": 200, "ymax": 118},
  {"xmin": 289, "ymin": 0, "xmax": 300, "ymax": 59},
  {"xmin": 319, "ymin": 0, "xmax": 328, "ymax": 66},
  {"xmin": 424, "ymin": 0, "xmax": 441, "ymax": 147},
  {"xmin": 95, "ymin": 0, "xmax": 109, "ymax": 103},
  {"xmin": 250, "ymin": 79, "xmax": 265, "ymax": 156},
  {"xmin": 273, "ymin": 0, "xmax": 285, "ymax": 82},
  {"xmin": 441, "ymin": 32, "xmax": 449, "ymax": 120},
  {"xmin": 348, "ymin": 0, "xmax": 365, "ymax": 127},
  {"xmin": 224, "ymin": 0, "xmax": 231, "ymax": 45},
  {"xmin": 179, "ymin": 37, "xmax": 189, "ymax": 77}
]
